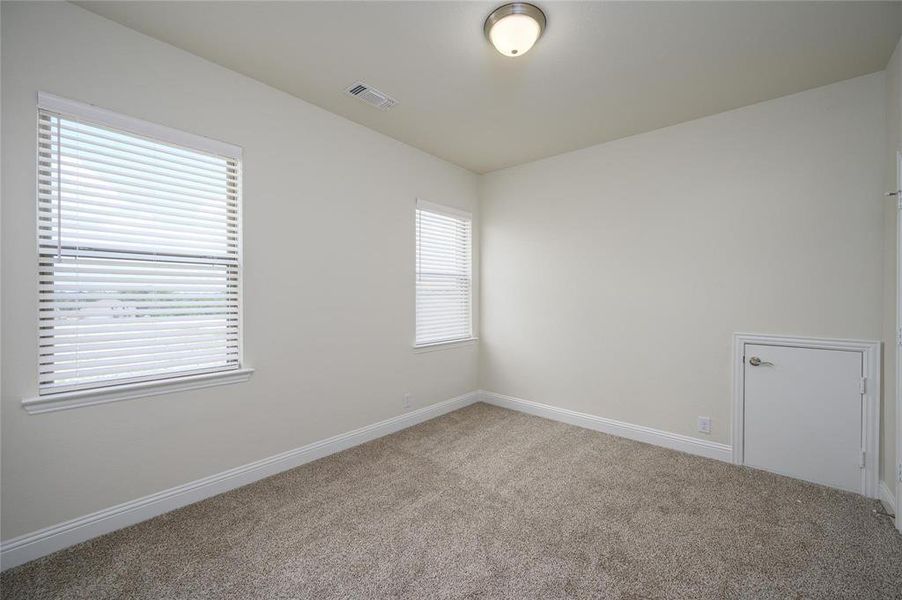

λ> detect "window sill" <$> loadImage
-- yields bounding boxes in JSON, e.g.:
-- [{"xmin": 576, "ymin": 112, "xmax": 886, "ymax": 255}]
[
  {"xmin": 21, "ymin": 368, "xmax": 255, "ymax": 414},
  {"xmin": 413, "ymin": 338, "xmax": 479, "ymax": 353}
]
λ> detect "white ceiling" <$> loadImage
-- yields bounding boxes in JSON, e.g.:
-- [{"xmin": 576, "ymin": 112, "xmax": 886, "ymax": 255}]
[{"xmin": 75, "ymin": 1, "xmax": 901, "ymax": 174}]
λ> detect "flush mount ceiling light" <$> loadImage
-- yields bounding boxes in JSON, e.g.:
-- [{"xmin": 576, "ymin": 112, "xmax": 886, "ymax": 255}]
[{"xmin": 484, "ymin": 2, "xmax": 546, "ymax": 58}]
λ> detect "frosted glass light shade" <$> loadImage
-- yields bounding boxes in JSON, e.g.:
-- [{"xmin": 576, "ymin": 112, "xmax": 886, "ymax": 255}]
[
  {"xmin": 489, "ymin": 14, "xmax": 541, "ymax": 57},
  {"xmin": 484, "ymin": 3, "xmax": 546, "ymax": 58}
]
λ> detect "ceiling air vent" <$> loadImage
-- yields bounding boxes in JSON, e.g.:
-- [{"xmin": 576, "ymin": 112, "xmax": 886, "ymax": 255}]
[{"xmin": 345, "ymin": 82, "xmax": 397, "ymax": 111}]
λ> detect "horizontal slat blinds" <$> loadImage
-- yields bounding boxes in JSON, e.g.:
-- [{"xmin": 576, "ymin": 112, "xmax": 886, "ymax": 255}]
[
  {"xmin": 415, "ymin": 202, "xmax": 472, "ymax": 346},
  {"xmin": 37, "ymin": 107, "xmax": 241, "ymax": 394}
]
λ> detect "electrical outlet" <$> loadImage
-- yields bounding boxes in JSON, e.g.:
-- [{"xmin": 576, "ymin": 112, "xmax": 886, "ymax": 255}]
[
  {"xmin": 697, "ymin": 416, "xmax": 711, "ymax": 434},
  {"xmin": 403, "ymin": 393, "xmax": 413, "ymax": 409}
]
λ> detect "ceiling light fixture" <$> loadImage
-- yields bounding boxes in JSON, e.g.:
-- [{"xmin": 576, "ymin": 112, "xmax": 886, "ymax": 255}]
[{"xmin": 484, "ymin": 2, "xmax": 546, "ymax": 58}]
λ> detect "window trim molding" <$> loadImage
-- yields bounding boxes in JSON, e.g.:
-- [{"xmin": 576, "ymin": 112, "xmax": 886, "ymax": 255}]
[
  {"xmin": 37, "ymin": 92, "xmax": 241, "ymax": 160},
  {"xmin": 33, "ymin": 92, "xmax": 247, "ymax": 398},
  {"xmin": 22, "ymin": 368, "xmax": 254, "ymax": 414},
  {"xmin": 414, "ymin": 198, "xmax": 474, "ymax": 348},
  {"xmin": 413, "ymin": 337, "xmax": 479, "ymax": 352}
]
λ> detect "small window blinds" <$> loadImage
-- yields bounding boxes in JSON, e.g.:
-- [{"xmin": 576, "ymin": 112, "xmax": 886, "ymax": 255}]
[
  {"xmin": 415, "ymin": 200, "xmax": 472, "ymax": 346},
  {"xmin": 36, "ymin": 93, "xmax": 242, "ymax": 394}
]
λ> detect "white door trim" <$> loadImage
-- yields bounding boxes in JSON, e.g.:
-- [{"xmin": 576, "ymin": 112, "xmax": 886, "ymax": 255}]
[
  {"xmin": 895, "ymin": 149, "xmax": 902, "ymax": 531},
  {"xmin": 731, "ymin": 333, "xmax": 880, "ymax": 498}
]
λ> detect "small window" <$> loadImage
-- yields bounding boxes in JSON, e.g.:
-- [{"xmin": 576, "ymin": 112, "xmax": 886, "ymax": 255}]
[
  {"xmin": 415, "ymin": 200, "xmax": 473, "ymax": 346},
  {"xmin": 36, "ymin": 94, "xmax": 242, "ymax": 395}
]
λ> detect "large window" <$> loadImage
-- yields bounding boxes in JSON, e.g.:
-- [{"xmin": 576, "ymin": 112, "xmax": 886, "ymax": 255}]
[
  {"xmin": 415, "ymin": 200, "xmax": 473, "ymax": 347},
  {"xmin": 36, "ymin": 94, "xmax": 242, "ymax": 395}
]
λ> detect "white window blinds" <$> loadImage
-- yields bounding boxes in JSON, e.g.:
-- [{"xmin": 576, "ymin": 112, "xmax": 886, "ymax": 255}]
[
  {"xmin": 37, "ymin": 94, "xmax": 242, "ymax": 395},
  {"xmin": 415, "ymin": 200, "xmax": 472, "ymax": 346}
]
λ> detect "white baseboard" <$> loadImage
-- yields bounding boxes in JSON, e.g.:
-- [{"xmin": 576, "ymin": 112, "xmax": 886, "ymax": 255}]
[
  {"xmin": 879, "ymin": 480, "xmax": 897, "ymax": 515},
  {"xmin": 0, "ymin": 391, "xmax": 479, "ymax": 572},
  {"xmin": 479, "ymin": 390, "xmax": 733, "ymax": 463}
]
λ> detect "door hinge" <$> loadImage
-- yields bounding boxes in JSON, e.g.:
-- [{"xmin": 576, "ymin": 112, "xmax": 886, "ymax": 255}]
[
  {"xmin": 859, "ymin": 377, "xmax": 867, "ymax": 394},
  {"xmin": 898, "ymin": 463, "xmax": 902, "ymax": 482},
  {"xmin": 859, "ymin": 450, "xmax": 866, "ymax": 469}
]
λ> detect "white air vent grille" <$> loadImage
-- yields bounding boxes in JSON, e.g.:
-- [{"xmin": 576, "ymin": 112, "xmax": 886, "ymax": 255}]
[{"xmin": 345, "ymin": 82, "xmax": 397, "ymax": 111}]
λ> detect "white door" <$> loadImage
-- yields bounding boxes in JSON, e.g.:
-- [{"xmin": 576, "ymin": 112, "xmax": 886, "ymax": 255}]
[{"xmin": 743, "ymin": 344, "xmax": 863, "ymax": 493}]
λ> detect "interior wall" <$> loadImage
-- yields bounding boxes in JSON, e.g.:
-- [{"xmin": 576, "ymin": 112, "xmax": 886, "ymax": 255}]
[
  {"xmin": 1, "ymin": 1, "xmax": 479, "ymax": 540},
  {"xmin": 479, "ymin": 73, "xmax": 885, "ymax": 447},
  {"xmin": 883, "ymin": 35, "xmax": 902, "ymax": 493}
]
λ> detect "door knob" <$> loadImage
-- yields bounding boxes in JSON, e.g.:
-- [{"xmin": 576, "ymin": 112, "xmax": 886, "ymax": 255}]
[{"xmin": 748, "ymin": 356, "xmax": 774, "ymax": 367}]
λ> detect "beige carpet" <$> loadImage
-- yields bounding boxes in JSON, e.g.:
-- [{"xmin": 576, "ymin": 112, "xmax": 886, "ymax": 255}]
[{"xmin": 2, "ymin": 402, "xmax": 901, "ymax": 599}]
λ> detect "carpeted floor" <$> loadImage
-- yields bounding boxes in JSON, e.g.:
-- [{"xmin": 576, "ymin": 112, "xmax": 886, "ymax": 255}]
[{"xmin": 2, "ymin": 402, "xmax": 901, "ymax": 599}]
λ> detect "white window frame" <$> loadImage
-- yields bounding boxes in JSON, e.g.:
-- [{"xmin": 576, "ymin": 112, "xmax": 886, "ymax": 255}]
[
  {"xmin": 414, "ymin": 198, "xmax": 477, "ymax": 350},
  {"xmin": 22, "ymin": 93, "xmax": 252, "ymax": 414}
]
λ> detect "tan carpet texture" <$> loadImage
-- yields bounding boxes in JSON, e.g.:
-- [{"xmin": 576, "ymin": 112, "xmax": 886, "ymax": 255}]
[{"xmin": 2, "ymin": 402, "xmax": 901, "ymax": 599}]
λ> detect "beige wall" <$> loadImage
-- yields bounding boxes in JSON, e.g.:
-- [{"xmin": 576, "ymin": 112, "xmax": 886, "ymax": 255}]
[
  {"xmin": 480, "ymin": 74, "xmax": 885, "ymax": 447},
  {"xmin": 883, "ymin": 35, "xmax": 902, "ymax": 493},
  {"xmin": 1, "ymin": 2, "xmax": 478, "ymax": 539}
]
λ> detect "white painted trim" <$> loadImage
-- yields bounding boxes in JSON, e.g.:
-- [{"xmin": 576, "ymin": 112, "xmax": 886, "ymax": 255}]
[
  {"xmin": 37, "ymin": 92, "xmax": 242, "ymax": 159},
  {"xmin": 22, "ymin": 368, "xmax": 255, "ymax": 414},
  {"xmin": 895, "ymin": 149, "xmax": 902, "ymax": 532},
  {"xmin": 479, "ymin": 390, "xmax": 732, "ymax": 463},
  {"xmin": 879, "ymin": 480, "xmax": 897, "ymax": 516},
  {"xmin": 413, "ymin": 337, "xmax": 479, "ymax": 352},
  {"xmin": 731, "ymin": 333, "xmax": 881, "ymax": 499},
  {"xmin": 32, "ymin": 91, "xmax": 248, "ymax": 410},
  {"xmin": 413, "ymin": 197, "xmax": 475, "ymax": 347},
  {"xmin": 0, "ymin": 391, "xmax": 480, "ymax": 571}
]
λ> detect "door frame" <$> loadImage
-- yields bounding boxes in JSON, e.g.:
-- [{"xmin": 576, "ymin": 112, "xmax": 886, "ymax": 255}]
[
  {"xmin": 895, "ymin": 150, "xmax": 902, "ymax": 530},
  {"xmin": 732, "ymin": 333, "xmax": 881, "ymax": 498}
]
